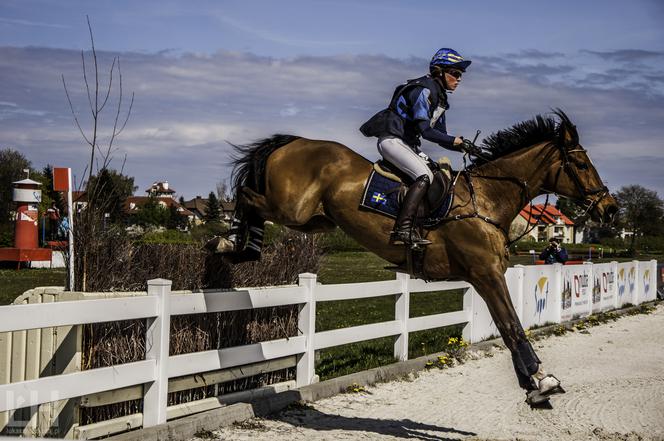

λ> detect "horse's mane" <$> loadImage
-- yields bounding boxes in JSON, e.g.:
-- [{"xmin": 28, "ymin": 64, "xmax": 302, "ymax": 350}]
[
  {"xmin": 230, "ymin": 134, "xmax": 301, "ymax": 194},
  {"xmin": 473, "ymin": 109, "xmax": 576, "ymax": 166}
]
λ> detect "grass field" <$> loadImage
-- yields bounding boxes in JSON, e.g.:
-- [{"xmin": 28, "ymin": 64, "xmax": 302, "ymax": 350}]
[{"xmin": 0, "ymin": 268, "xmax": 65, "ymax": 306}]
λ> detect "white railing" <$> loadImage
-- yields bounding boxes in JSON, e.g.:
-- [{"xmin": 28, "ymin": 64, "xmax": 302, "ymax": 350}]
[{"xmin": 0, "ymin": 260, "xmax": 657, "ymax": 435}]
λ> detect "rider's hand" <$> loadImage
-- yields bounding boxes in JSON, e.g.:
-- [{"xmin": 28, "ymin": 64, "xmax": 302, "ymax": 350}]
[{"xmin": 461, "ymin": 138, "xmax": 483, "ymax": 156}]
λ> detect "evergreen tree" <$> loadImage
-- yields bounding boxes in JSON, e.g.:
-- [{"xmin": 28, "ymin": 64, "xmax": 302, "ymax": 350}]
[
  {"xmin": 167, "ymin": 203, "xmax": 187, "ymax": 230},
  {"xmin": 133, "ymin": 195, "xmax": 170, "ymax": 227},
  {"xmin": 42, "ymin": 165, "xmax": 65, "ymax": 213},
  {"xmin": 0, "ymin": 148, "xmax": 34, "ymax": 225},
  {"xmin": 87, "ymin": 169, "xmax": 137, "ymax": 223},
  {"xmin": 205, "ymin": 191, "xmax": 221, "ymax": 223}
]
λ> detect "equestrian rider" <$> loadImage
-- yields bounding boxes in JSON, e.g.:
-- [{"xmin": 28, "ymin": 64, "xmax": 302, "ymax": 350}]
[{"xmin": 360, "ymin": 48, "xmax": 481, "ymax": 246}]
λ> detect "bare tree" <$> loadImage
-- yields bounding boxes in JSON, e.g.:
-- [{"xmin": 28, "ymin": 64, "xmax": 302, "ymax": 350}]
[
  {"xmin": 61, "ymin": 16, "xmax": 135, "ymax": 291},
  {"xmin": 62, "ymin": 16, "xmax": 134, "ymax": 181},
  {"xmin": 216, "ymin": 179, "xmax": 233, "ymax": 202}
]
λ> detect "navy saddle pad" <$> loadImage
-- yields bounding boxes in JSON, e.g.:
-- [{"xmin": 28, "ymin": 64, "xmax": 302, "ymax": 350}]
[{"xmin": 359, "ymin": 170, "xmax": 452, "ymax": 226}]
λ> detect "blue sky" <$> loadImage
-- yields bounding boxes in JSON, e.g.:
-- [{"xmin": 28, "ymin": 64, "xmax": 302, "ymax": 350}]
[{"xmin": 1, "ymin": 0, "xmax": 663, "ymax": 198}]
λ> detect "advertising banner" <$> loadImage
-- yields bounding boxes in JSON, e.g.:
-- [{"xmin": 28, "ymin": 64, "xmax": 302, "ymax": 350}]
[
  {"xmin": 617, "ymin": 262, "xmax": 638, "ymax": 307},
  {"xmin": 592, "ymin": 262, "xmax": 617, "ymax": 311},
  {"xmin": 562, "ymin": 264, "xmax": 592, "ymax": 319},
  {"xmin": 639, "ymin": 260, "xmax": 657, "ymax": 302},
  {"xmin": 521, "ymin": 264, "xmax": 560, "ymax": 329}
]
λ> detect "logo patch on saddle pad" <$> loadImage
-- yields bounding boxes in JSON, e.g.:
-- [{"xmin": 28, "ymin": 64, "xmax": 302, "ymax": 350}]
[
  {"xmin": 360, "ymin": 171, "xmax": 400, "ymax": 217},
  {"xmin": 360, "ymin": 170, "xmax": 453, "ymax": 227}
]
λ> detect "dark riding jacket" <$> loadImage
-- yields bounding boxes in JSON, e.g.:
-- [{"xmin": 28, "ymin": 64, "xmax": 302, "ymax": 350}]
[{"xmin": 360, "ymin": 75, "xmax": 459, "ymax": 151}]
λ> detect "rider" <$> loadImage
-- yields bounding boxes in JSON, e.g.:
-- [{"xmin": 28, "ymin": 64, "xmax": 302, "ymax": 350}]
[{"xmin": 360, "ymin": 48, "xmax": 482, "ymax": 246}]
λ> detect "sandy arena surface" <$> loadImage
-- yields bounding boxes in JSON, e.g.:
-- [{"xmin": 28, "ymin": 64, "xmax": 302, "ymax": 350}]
[{"xmin": 192, "ymin": 304, "xmax": 664, "ymax": 441}]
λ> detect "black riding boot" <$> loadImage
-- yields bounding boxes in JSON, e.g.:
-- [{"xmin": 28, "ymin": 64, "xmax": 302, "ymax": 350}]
[{"xmin": 392, "ymin": 175, "xmax": 431, "ymax": 246}]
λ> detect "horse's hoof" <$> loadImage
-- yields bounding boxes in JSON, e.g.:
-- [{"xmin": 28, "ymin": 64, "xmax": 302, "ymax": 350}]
[
  {"xmin": 525, "ymin": 390, "xmax": 553, "ymax": 409},
  {"xmin": 204, "ymin": 236, "xmax": 235, "ymax": 254},
  {"xmin": 538, "ymin": 374, "xmax": 566, "ymax": 397}
]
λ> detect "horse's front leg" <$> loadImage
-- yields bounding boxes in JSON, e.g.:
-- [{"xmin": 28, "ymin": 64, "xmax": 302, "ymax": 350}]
[{"xmin": 468, "ymin": 267, "xmax": 565, "ymax": 407}]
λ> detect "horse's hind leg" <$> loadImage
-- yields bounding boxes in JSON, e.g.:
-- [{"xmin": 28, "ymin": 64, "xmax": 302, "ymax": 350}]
[{"xmin": 206, "ymin": 187, "xmax": 266, "ymax": 260}]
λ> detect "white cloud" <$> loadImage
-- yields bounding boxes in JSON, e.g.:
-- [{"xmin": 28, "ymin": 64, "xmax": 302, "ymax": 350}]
[{"xmin": 1, "ymin": 46, "xmax": 663, "ymax": 198}]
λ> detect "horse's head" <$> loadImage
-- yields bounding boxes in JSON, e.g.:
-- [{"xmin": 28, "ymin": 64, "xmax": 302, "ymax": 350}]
[{"xmin": 545, "ymin": 110, "xmax": 618, "ymax": 224}]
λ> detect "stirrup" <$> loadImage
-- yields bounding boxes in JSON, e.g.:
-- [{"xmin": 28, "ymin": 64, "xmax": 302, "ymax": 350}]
[{"xmin": 391, "ymin": 229, "xmax": 431, "ymax": 247}]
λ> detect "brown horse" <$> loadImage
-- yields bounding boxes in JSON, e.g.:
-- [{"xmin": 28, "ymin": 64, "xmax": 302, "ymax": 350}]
[{"xmin": 216, "ymin": 110, "xmax": 617, "ymax": 406}]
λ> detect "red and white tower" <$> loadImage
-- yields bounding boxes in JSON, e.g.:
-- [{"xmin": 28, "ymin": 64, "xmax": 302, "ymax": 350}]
[
  {"xmin": 0, "ymin": 178, "xmax": 52, "ymax": 268},
  {"xmin": 13, "ymin": 178, "xmax": 41, "ymax": 249}
]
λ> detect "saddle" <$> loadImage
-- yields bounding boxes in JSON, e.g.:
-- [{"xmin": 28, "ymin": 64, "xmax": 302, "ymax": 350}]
[{"xmin": 371, "ymin": 157, "xmax": 453, "ymax": 225}]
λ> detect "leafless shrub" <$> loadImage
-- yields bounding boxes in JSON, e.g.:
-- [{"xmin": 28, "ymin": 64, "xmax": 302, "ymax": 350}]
[{"xmin": 80, "ymin": 231, "xmax": 321, "ymax": 425}]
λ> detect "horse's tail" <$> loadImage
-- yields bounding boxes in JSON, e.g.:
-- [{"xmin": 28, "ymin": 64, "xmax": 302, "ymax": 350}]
[{"xmin": 230, "ymin": 134, "xmax": 301, "ymax": 194}]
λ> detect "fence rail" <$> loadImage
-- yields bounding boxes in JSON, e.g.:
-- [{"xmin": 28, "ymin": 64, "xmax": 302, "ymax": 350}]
[{"xmin": 0, "ymin": 260, "xmax": 657, "ymax": 439}]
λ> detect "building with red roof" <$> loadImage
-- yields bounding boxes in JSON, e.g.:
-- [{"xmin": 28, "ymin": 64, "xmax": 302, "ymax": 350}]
[
  {"xmin": 124, "ymin": 181, "xmax": 195, "ymax": 227},
  {"xmin": 510, "ymin": 203, "xmax": 576, "ymax": 243}
]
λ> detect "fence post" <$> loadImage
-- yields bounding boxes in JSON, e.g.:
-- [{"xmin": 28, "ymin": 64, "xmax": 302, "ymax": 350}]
[
  {"xmin": 552, "ymin": 263, "xmax": 564, "ymax": 323},
  {"xmin": 461, "ymin": 285, "xmax": 476, "ymax": 343},
  {"xmin": 632, "ymin": 260, "xmax": 641, "ymax": 305},
  {"xmin": 583, "ymin": 262, "xmax": 594, "ymax": 315},
  {"xmin": 143, "ymin": 279, "xmax": 172, "ymax": 428},
  {"xmin": 611, "ymin": 261, "xmax": 619, "ymax": 309},
  {"xmin": 651, "ymin": 259, "xmax": 658, "ymax": 302},
  {"xmin": 297, "ymin": 273, "xmax": 317, "ymax": 387},
  {"xmin": 394, "ymin": 272, "xmax": 410, "ymax": 361},
  {"xmin": 512, "ymin": 265, "xmax": 526, "ymax": 321}
]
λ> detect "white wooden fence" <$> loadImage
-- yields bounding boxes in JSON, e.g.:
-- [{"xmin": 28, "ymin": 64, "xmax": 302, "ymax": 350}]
[{"xmin": 0, "ymin": 260, "xmax": 657, "ymax": 438}]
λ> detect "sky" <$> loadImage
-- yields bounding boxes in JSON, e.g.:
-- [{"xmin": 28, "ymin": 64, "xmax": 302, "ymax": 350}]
[{"xmin": 1, "ymin": 0, "xmax": 664, "ymax": 200}]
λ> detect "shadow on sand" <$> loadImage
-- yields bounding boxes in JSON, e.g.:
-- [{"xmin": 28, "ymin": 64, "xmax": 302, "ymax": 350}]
[{"xmin": 267, "ymin": 404, "xmax": 477, "ymax": 441}]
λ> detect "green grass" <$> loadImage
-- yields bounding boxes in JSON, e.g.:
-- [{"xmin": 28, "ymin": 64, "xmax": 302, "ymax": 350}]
[
  {"xmin": 315, "ymin": 252, "xmax": 465, "ymax": 380},
  {"xmin": 0, "ymin": 268, "xmax": 66, "ymax": 305}
]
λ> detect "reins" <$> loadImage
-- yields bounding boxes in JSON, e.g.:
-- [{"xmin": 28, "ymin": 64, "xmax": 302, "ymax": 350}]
[
  {"xmin": 440, "ymin": 142, "xmax": 557, "ymax": 246},
  {"xmin": 445, "ymin": 166, "xmax": 551, "ymax": 246}
]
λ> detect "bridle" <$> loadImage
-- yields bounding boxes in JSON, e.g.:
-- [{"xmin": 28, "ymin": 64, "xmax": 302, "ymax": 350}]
[
  {"xmin": 441, "ymin": 137, "xmax": 609, "ymax": 245},
  {"xmin": 547, "ymin": 142, "xmax": 610, "ymax": 221}
]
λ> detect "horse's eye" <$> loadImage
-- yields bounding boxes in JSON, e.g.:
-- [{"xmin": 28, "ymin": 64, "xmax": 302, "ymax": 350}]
[{"xmin": 576, "ymin": 162, "xmax": 588, "ymax": 170}]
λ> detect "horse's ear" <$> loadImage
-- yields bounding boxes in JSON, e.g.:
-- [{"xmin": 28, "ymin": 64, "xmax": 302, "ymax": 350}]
[
  {"xmin": 558, "ymin": 122, "xmax": 579, "ymax": 146},
  {"xmin": 555, "ymin": 109, "xmax": 579, "ymax": 147}
]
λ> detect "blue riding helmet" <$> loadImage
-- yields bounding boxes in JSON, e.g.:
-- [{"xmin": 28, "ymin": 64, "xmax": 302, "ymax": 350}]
[{"xmin": 430, "ymin": 48, "xmax": 472, "ymax": 72}]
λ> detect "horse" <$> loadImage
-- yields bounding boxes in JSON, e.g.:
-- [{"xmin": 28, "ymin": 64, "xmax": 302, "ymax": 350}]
[{"xmin": 214, "ymin": 110, "xmax": 617, "ymax": 406}]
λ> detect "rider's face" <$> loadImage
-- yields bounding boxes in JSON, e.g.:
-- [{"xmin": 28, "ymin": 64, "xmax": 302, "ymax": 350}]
[{"xmin": 444, "ymin": 69, "xmax": 463, "ymax": 91}]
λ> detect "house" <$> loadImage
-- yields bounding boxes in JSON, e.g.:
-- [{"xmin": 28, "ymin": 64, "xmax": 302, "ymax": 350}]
[
  {"xmin": 182, "ymin": 196, "xmax": 236, "ymax": 224},
  {"xmin": 72, "ymin": 191, "xmax": 88, "ymax": 212},
  {"xmin": 221, "ymin": 200, "xmax": 236, "ymax": 221},
  {"xmin": 124, "ymin": 181, "xmax": 195, "ymax": 226},
  {"xmin": 511, "ymin": 203, "xmax": 575, "ymax": 243},
  {"xmin": 182, "ymin": 196, "xmax": 207, "ymax": 224},
  {"xmin": 145, "ymin": 181, "xmax": 176, "ymax": 199}
]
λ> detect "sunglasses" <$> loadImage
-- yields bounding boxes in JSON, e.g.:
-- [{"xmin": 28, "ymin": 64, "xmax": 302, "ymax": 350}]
[{"xmin": 445, "ymin": 70, "xmax": 463, "ymax": 80}]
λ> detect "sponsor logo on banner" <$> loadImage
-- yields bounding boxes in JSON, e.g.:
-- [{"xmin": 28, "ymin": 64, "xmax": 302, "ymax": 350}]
[
  {"xmin": 643, "ymin": 269, "xmax": 651, "ymax": 295},
  {"xmin": 534, "ymin": 277, "xmax": 549, "ymax": 319},
  {"xmin": 601, "ymin": 270, "xmax": 615, "ymax": 301},
  {"xmin": 574, "ymin": 273, "xmax": 588, "ymax": 298},
  {"xmin": 628, "ymin": 267, "xmax": 636, "ymax": 294},
  {"xmin": 593, "ymin": 275, "xmax": 601, "ymax": 304},
  {"xmin": 561, "ymin": 278, "xmax": 572, "ymax": 310},
  {"xmin": 617, "ymin": 268, "xmax": 626, "ymax": 297}
]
